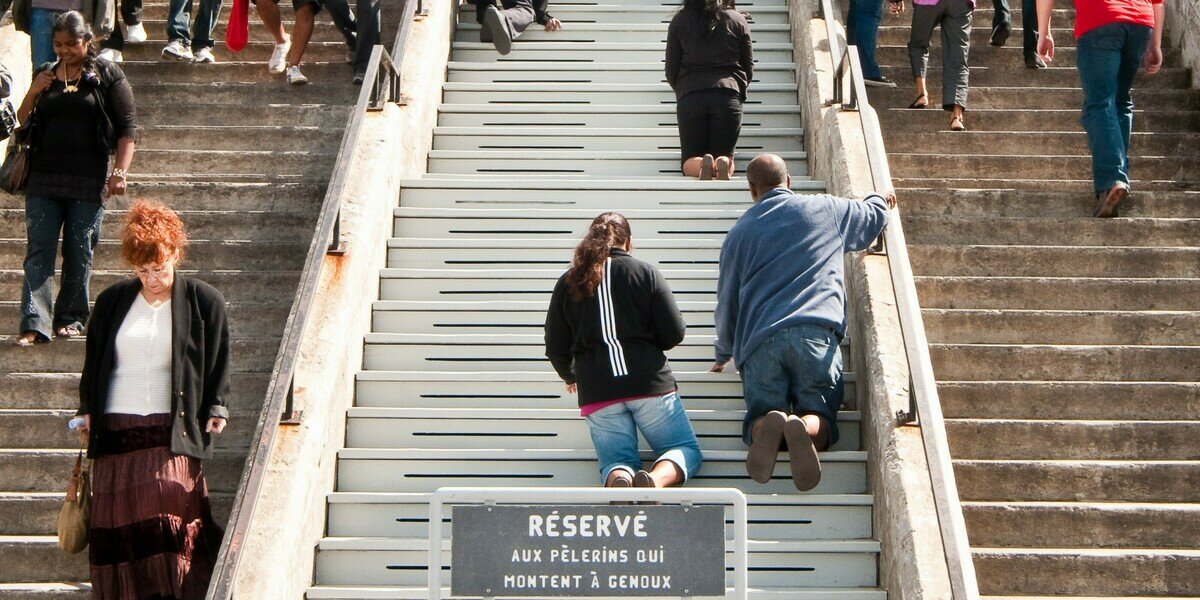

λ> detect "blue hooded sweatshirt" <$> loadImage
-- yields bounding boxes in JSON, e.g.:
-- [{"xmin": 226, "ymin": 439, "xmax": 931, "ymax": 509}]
[{"xmin": 714, "ymin": 188, "xmax": 890, "ymax": 367}]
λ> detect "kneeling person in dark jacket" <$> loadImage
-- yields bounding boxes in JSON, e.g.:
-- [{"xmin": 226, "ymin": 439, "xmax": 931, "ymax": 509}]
[{"xmin": 545, "ymin": 213, "xmax": 702, "ymax": 491}]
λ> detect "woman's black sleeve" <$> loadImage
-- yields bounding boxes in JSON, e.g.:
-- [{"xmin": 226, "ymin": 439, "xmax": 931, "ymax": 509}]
[
  {"xmin": 544, "ymin": 278, "xmax": 577, "ymax": 384},
  {"xmin": 202, "ymin": 287, "xmax": 232, "ymax": 420},
  {"xmin": 738, "ymin": 18, "xmax": 754, "ymax": 89},
  {"xmin": 665, "ymin": 18, "xmax": 682, "ymax": 89},
  {"xmin": 78, "ymin": 289, "xmax": 114, "ymax": 415},
  {"xmin": 650, "ymin": 267, "xmax": 686, "ymax": 350},
  {"xmin": 106, "ymin": 69, "xmax": 137, "ymax": 140}
]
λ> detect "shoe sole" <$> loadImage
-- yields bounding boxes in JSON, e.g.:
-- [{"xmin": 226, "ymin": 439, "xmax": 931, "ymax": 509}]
[
  {"xmin": 714, "ymin": 157, "xmax": 731, "ymax": 180},
  {"xmin": 746, "ymin": 411, "xmax": 786, "ymax": 484},
  {"xmin": 484, "ymin": 8, "xmax": 512, "ymax": 56},
  {"xmin": 632, "ymin": 470, "xmax": 660, "ymax": 505},
  {"xmin": 608, "ymin": 474, "xmax": 633, "ymax": 505},
  {"xmin": 783, "ymin": 418, "xmax": 821, "ymax": 492},
  {"xmin": 1095, "ymin": 185, "xmax": 1128, "ymax": 218},
  {"xmin": 162, "ymin": 50, "xmax": 192, "ymax": 61},
  {"xmin": 863, "ymin": 80, "xmax": 897, "ymax": 88},
  {"xmin": 699, "ymin": 154, "xmax": 714, "ymax": 180}
]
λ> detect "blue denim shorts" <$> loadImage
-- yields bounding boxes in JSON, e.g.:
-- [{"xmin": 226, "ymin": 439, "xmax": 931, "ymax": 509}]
[
  {"xmin": 739, "ymin": 324, "xmax": 843, "ymax": 446},
  {"xmin": 584, "ymin": 391, "xmax": 703, "ymax": 485}
]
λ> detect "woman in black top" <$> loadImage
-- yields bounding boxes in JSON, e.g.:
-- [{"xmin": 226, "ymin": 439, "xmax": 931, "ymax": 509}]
[
  {"xmin": 545, "ymin": 213, "xmax": 703, "ymax": 490},
  {"xmin": 14, "ymin": 11, "xmax": 136, "ymax": 346},
  {"xmin": 666, "ymin": 0, "xmax": 753, "ymax": 180}
]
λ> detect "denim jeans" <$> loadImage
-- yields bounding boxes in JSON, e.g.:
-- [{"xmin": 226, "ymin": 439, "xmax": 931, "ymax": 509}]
[
  {"xmin": 29, "ymin": 8, "xmax": 60, "ymax": 70},
  {"xmin": 991, "ymin": 0, "xmax": 1037, "ymax": 55},
  {"xmin": 846, "ymin": 0, "xmax": 883, "ymax": 79},
  {"xmin": 21, "ymin": 196, "xmax": 105, "ymax": 339},
  {"xmin": 167, "ymin": 0, "xmax": 223, "ymax": 50},
  {"xmin": 739, "ymin": 324, "xmax": 843, "ymax": 447},
  {"xmin": 585, "ymin": 391, "xmax": 703, "ymax": 485},
  {"xmin": 1076, "ymin": 23, "xmax": 1152, "ymax": 195}
]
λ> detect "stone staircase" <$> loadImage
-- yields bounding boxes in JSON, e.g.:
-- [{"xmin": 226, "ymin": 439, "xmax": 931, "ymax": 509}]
[
  {"xmin": 855, "ymin": 3, "xmax": 1200, "ymax": 597},
  {"xmin": 0, "ymin": 5, "xmax": 371, "ymax": 596},
  {"xmin": 304, "ymin": 0, "xmax": 886, "ymax": 598}
]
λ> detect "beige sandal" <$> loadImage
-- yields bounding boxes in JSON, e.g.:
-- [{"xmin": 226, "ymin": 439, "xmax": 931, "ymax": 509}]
[{"xmin": 950, "ymin": 114, "xmax": 966, "ymax": 131}]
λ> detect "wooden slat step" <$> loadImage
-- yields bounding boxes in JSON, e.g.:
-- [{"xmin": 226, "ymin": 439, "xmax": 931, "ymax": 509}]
[
  {"xmin": 454, "ymin": 24, "xmax": 793, "ymax": 44},
  {"xmin": 306, "ymin": 585, "xmax": 887, "ymax": 599},
  {"xmin": 436, "ymin": 104, "xmax": 804, "ymax": 128},
  {"xmin": 441, "ymin": 83, "xmax": 798, "ymax": 105},
  {"xmin": 376, "ymin": 270, "xmax": 717, "ymax": 302},
  {"xmin": 449, "ymin": 45, "xmax": 794, "ymax": 63},
  {"xmin": 455, "ymin": 4, "xmax": 792, "ymax": 25},
  {"xmin": 391, "ymin": 208, "xmax": 744, "ymax": 238},
  {"xmin": 446, "ymin": 62, "xmax": 799, "ymax": 84},
  {"xmin": 385, "ymin": 245, "xmax": 722, "ymax": 269},
  {"xmin": 430, "ymin": 127, "xmax": 804, "ymax": 152},
  {"xmin": 425, "ymin": 150, "xmax": 807, "ymax": 177},
  {"xmin": 370, "ymin": 303, "xmax": 719, "ymax": 332}
]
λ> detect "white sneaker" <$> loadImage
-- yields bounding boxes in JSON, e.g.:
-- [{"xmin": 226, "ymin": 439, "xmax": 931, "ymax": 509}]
[
  {"xmin": 268, "ymin": 39, "xmax": 291, "ymax": 74},
  {"xmin": 125, "ymin": 21, "xmax": 147, "ymax": 43},
  {"xmin": 98, "ymin": 48, "xmax": 123, "ymax": 63},
  {"xmin": 286, "ymin": 65, "xmax": 308, "ymax": 85},
  {"xmin": 162, "ymin": 40, "xmax": 193, "ymax": 61},
  {"xmin": 193, "ymin": 47, "xmax": 216, "ymax": 63}
]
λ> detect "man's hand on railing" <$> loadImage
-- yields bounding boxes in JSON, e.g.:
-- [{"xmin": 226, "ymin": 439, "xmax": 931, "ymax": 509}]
[{"xmin": 881, "ymin": 190, "xmax": 898, "ymax": 208}]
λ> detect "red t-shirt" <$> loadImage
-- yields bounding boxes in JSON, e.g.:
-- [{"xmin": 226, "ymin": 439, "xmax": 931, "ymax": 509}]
[{"xmin": 1074, "ymin": 0, "xmax": 1163, "ymax": 39}]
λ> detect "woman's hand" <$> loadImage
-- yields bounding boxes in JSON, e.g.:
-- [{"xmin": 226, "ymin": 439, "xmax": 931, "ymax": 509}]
[
  {"xmin": 28, "ymin": 70, "xmax": 54, "ymax": 96},
  {"xmin": 205, "ymin": 417, "xmax": 227, "ymax": 434},
  {"xmin": 106, "ymin": 175, "xmax": 127, "ymax": 196},
  {"xmin": 566, "ymin": 383, "xmax": 577, "ymax": 394}
]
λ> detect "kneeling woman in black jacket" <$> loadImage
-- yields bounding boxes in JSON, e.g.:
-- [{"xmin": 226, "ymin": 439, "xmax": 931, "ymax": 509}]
[{"xmin": 545, "ymin": 213, "xmax": 702, "ymax": 489}]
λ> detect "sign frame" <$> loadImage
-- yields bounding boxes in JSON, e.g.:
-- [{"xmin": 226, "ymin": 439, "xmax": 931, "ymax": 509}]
[{"xmin": 427, "ymin": 487, "xmax": 749, "ymax": 600}]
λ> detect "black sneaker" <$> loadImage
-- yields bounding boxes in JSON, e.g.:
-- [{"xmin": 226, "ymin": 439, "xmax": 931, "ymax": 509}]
[
  {"xmin": 990, "ymin": 22, "xmax": 1011, "ymax": 46},
  {"xmin": 863, "ymin": 75, "xmax": 897, "ymax": 88},
  {"xmin": 352, "ymin": 72, "xmax": 365, "ymax": 85},
  {"xmin": 1025, "ymin": 54, "xmax": 1047, "ymax": 69}
]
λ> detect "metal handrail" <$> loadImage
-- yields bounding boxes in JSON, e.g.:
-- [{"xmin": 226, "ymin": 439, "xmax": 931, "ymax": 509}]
[
  {"xmin": 204, "ymin": 1, "xmax": 417, "ymax": 596},
  {"xmin": 816, "ymin": 1, "xmax": 980, "ymax": 598}
]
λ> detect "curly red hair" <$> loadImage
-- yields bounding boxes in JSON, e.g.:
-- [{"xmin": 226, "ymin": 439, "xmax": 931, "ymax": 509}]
[{"xmin": 121, "ymin": 200, "xmax": 188, "ymax": 267}]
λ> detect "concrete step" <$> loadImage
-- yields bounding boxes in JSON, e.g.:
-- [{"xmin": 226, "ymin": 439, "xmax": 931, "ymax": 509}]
[
  {"xmin": 131, "ymin": 82, "xmax": 359, "ymax": 106},
  {"xmin": 0, "ymin": 537, "xmax": 86, "ymax": 583},
  {"xmin": 873, "ymin": 43, "xmax": 1086, "ymax": 66},
  {"xmin": 923, "ymin": 309, "xmax": 1200, "ymax": 346},
  {"xmin": 126, "ymin": 18, "xmax": 359, "ymax": 43},
  {"xmin": 430, "ymin": 126, "xmax": 804, "ymax": 152},
  {"xmin": 880, "ymin": 107, "xmax": 1200, "ymax": 133},
  {"xmin": 875, "ymin": 65, "xmax": 1190, "ymax": 89},
  {"xmin": 889, "ymin": 126, "xmax": 1200, "ymax": 160},
  {"xmin": 891, "ymin": 153, "xmax": 1200, "ymax": 181},
  {"xmin": 0, "ymin": 336, "xmax": 279, "ymax": 374},
  {"xmin": 899, "ymin": 188, "xmax": 1200, "ymax": 218},
  {"xmin": 0, "ymin": 239, "xmax": 308, "ymax": 271},
  {"xmin": 955, "ymin": 459, "xmax": 1200, "ymax": 502},
  {"xmin": 118, "ymin": 60, "xmax": 359, "ymax": 84},
  {"xmin": 0, "ymin": 492, "xmax": 232, "ymax": 536},
  {"xmin": 0, "ymin": 269, "xmax": 301, "ymax": 303},
  {"xmin": 131, "ymin": 149, "xmax": 337, "ymax": 178},
  {"xmin": 939, "ymin": 381, "xmax": 1200, "ymax": 421},
  {"xmin": 0, "ymin": 449, "xmax": 244, "ymax": 493},
  {"xmin": 915, "ymin": 276, "xmax": 1200, "ymax": 311},
  {"xmin": 909, "ymin": 245, "xmax": 1200, "ymax": 278},
  {"xmin": 895, "ymin": 176, "xmax": 1198, "ymax": 192},
  {"xmin": 905, "ymin": 216, "xmax": 1200, "ymax": 247},
  {"xmin": 972, "ymin": 548, "xmax": 1200, "ymax": 596},
  {"xmin": 0, "ymin": 581, "xmax": 89, "ymax": 599},
  {"xmin": 116, "ymin": 181, "xmax": 325, "ymax": 211},
  {"xmin": 871, "ymin": 85, "xmax": 1200, "ymax": 112},
  {"xmin": 963, "ymin": 501, "xmax": 1200, "ymax": 549},
  {"xmin": 0, "ymin": 209, "xmax": 314, "ymax": 241},
  {"xmin": 930, "ymin": 343, "xmax": 1200, "ymax": 382},
  {"xmin": 0, "ymin": 372, "xmax": 269, "ymax": 410},
  {"xmin": 0, "ymin": 301, "xmax": 287, "ymax": 340},
  {"xmin": 138, "ymin": 102, "xmax": 351, "ymax": 127},
  {"xmin": 873, "ymin": 24, "xmax": 1075, "ymax": 46},
  {"xmin": 0, "ymin": 408, "xmax": 260, "ymax": 451},
  {"xmin": 445, "ymin": 61, "xmax": 799, "ymax": 84},
  {"xmin": 138, "ymin": 124, "xmax": 343, "ymax": 152},
  {"xmin": 118, "ymin": 41, "xmax": 353, "ymax": 63},
  {"xmin": 946, "ymin": 419, "xmax": 1200, "ymax": 460}
]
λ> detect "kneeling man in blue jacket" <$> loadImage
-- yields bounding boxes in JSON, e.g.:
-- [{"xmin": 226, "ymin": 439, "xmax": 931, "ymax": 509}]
[{"xmin": 711, "ymin": 154, "xmax": 893, "ymax": 491}]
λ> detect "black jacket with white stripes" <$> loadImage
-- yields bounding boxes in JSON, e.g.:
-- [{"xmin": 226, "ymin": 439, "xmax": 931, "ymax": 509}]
[{"xmin": 545, "ymin": 249, "xmax": 687, "ymax": 408}]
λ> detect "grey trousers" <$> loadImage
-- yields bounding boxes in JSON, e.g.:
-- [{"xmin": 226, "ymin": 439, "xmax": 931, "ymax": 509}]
[
  {"xmin": 908, "ymin": 0, "xmax": 972, "ymax": 110},
  {"xmin": 475, "ymin": 0, "xmax": 535, "ymax": 39}
]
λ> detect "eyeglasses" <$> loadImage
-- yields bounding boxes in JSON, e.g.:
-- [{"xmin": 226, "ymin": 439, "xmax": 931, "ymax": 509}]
[{"xmin": 133, "ymin": 265, "xmax": 171, "ymax": 279}]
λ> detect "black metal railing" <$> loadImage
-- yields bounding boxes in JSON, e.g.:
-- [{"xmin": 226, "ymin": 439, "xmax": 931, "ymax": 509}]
[
  {"xmin": 816, "ymin": 1, "xmax": 980, "ymax": 598},
  {"xmin": 205, "ymin": 0, "xmax": 419, "ymax": 596}
]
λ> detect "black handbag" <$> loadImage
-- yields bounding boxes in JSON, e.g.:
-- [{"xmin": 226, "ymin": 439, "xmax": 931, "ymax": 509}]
[
  {"xmin": 0, "ymin": 101, "xmax": 18, "ymax": 142},
  {"xmin": 0, "ymin": 112, "xmax": 35, "ymax": 195}
]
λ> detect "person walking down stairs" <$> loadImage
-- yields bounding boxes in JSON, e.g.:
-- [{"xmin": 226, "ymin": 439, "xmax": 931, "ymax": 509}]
[
  {"xmin": 545, "ymin": 213, "xmax": 703, "ymax": 492},
  {"xmin": 160, "ymin": 0, "xmax": 222, "ymax": 62},
  {"xmin": 281, "ymin": 0, "xmax": 358, "ymax": 84},
  {"xmin": 470, "ymin": 0, "xmax": 561, "ymax": 55},
  {"xmin": 894, "ymin": 0, "xmax": 973, "ymax": 130},
  {"xmin": 666, "ymin": 0, "xmax": 754, "ymax": 180},
  {"xmin": 1036, "ymin": 0, "xmax": 1164, "ymax": 217},
  {"xmin": 98, "ymin": 0, "xmax": 149, "ymax": 63},
  {"xmin": 711, "ymin": 154, "xmax": 892, "ymax": 491}
]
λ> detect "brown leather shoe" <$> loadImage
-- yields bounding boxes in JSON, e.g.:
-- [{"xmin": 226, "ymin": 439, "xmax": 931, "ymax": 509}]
[
  {"xmin": 606, "ymin": 470, "xmax": 633, "ymax": 505},
  {"xmin": 746, "ymin": 411, "xmax": 786, "ymax": 483},
  {"xmin": 783, "ymin": 415, "xmax": 822, "ymax": 492},
  {"xmin": 1095, "ymin": 182, "xmax": 1129, "ymax": 218},
  {"xmin": 632, "ymin": 470, "xmax": 660, "ymax": 505}
]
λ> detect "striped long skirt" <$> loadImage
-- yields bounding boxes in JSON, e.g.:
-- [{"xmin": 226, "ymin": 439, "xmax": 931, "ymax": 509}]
[{"xmin": 88, "ymin": 413, "xmax": 224, "ymax": 600}]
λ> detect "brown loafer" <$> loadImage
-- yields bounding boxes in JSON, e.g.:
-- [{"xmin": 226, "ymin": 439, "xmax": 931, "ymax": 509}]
[
  {"xmin": 783, "ymin": 415, "xmax": 822, "ymax": 491},
  {"xmin": 699, "ymin": 154, "xmax": 715, "ymax": 180},
  {"xmin": 747, "ymin": 411, "xmax": 786, "ymax": 484},
  {"xmin": 607, "ymin": 470, "xmax": 633, "ymax": 505},
  {"xmin": 632, "ymin": 470, "xmax": 660, "ymax": 505},
  {"xmin": 1094, "ymin": 182, "xmax": 1129, "ymax": 218}
]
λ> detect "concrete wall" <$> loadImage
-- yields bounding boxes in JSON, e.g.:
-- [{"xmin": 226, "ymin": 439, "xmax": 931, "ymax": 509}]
[
  {"xmin": 228, "ymin": 3, "xmax": 454, "ymax": 598},
  {"xmin": 1166, "ymin": 0, "xmax": 1200, "ymax": 88},
  {"xmin": 786, "ymin": 0, "xmax": 954, "ymax": 597},
  {"xmin": 0, "ymin": 15, "xmax": 32, "ymax": 157}
]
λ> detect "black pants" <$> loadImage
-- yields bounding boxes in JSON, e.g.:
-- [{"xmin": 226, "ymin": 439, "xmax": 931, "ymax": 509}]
[
  {"xmin": 101, "ymin": 0, "xmax": 144, "ymax": 50},
  {"xmin": 473, "ymin": 0, "xmax": 535, "ymax": 39},
  {"xmin": 351, "ymin": 0, "xmax": 381, "ymax": 76},
  {"xmin": 992, "ymin": 0, "xmax": 1038, "ymax": 56},
  {"xmin": 676, "ymin": 88, "xmax": 743, "ymax": 163}
]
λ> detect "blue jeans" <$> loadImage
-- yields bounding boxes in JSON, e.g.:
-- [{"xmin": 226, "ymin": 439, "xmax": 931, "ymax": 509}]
[
  {"xmin": 29, "ymin": 8, "xmax": 60, "ymax": 71},
  {"xmin": 846, "ymin": 0, "xmax": 883, "ymax": 79},
  {"xmin": 739, "ymin": 324, "xmax": 843, "ymax": 447},
  {"xmin": 1076, "ymin": 23, "xmax": 1152, "ymax": 195},
  {"xmin": 585, "ymin": 391, "xmax": 703, "ymax": 485},
  {"xmin": 20, "ymin": 196, "xmax": 105, "ymax": 340},
  {"xmin": 167, "ymin": 0, "xmax": 223, "ymax": 49}
]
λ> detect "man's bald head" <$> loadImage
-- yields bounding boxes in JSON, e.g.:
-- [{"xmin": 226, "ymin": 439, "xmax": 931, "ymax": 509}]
[{"xmin": 746, "ymin": 154, "xmax": 790, "ymax": 199}]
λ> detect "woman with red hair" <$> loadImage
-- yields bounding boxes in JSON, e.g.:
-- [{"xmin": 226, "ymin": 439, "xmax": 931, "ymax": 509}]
[{"xmin": 76, "ymin": 200, "xmax": 229, "ymax": 599}]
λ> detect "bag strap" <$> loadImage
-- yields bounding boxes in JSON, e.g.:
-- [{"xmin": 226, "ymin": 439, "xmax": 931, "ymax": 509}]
[{"xmin": 64, "ymin": 450, "xmax": 83, "ymax": 503}]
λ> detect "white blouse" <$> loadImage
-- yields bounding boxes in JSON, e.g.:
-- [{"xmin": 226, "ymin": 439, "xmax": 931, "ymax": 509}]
[{"xmin": 105, "ymin": 295, "xmax": 173, "ymax": 415}]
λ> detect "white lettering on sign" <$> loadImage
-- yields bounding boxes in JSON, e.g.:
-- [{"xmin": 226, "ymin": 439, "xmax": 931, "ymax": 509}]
[
  {"xmin": 607, "ymin": 574, "xmax": 673, "ymax": 589},
  {"xmin": 529, "ymin": 511, "xmax": 649, "ymax": 538},
  {"xmin": 502, "ymin": 574, "xmax": 585, "ymax": 589}
]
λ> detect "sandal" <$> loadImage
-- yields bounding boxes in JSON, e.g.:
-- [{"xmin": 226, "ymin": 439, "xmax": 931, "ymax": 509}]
[
  {"xmin": 950, "ymin": 114, "xmax": 966, "ymax": 131},
  {"xmin": 55, "ymin": 325, "xmax": 84, "ymax": 339},
  {"xmin": 907, "ymin": 94, "xmax": 928, "ymax": 109},
  {"xmin": 13, "ymin": 332, "xmax": 47, "ymax": 347},
  {"xmin": 714, "ymin": 156, "xmax": 732, "ymax": 180},
  {"xmin": 699, "ymin": 154, "xmax": 715, "ymax": 180}
]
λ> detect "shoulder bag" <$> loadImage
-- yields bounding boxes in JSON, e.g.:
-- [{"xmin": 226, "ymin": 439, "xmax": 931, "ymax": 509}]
[
  {"xmin": 0, "ymin": 95, "xmax": 38, "ymax": 194},
  {"xmin": 57, "ymin": 448, "xmax": 91, "ymax": 554}
]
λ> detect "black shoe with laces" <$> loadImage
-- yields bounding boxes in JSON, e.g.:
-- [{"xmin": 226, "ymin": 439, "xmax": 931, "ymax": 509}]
[
  {"xmin": 863, "ymin": 75, "xmax": 897, "ymax": 88},
  {"xmin": 990, "ymin": 22, "xmax": 1012, "ymax": 46},
  {"xmin": 1025, "ymin": 53, "xmax": 1047, "ymax": 69}
]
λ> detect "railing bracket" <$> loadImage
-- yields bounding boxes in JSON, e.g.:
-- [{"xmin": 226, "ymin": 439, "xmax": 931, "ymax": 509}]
[
  {"xmin": 327, "ymin": 240, "xmax": 348, "ymax": 256},
  {"xmin": 280, "ymin": 410, "xmax": 303, "ymax": 426},
  {"xmin": 896, "ymin": 409, "xmax": 917, "ymax": 426}
]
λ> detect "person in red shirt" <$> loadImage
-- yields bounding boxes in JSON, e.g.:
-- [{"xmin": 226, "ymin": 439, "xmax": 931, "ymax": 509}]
[{"xmin": 1036, "ymin": 0, "xmax": 1164, "ymax": 217}]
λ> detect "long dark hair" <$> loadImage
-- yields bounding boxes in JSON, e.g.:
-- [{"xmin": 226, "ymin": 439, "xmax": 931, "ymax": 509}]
[
  {"xmin": 50, "ymin": 11, "xmax": 100, "ymax": 77},
  {"xmin": 681, "ymin": 0, "xmax": 730, "ymax": 31},
  {"xmin": 566, "ymin": 213, "xmax": 632, "ymax": 301}
]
